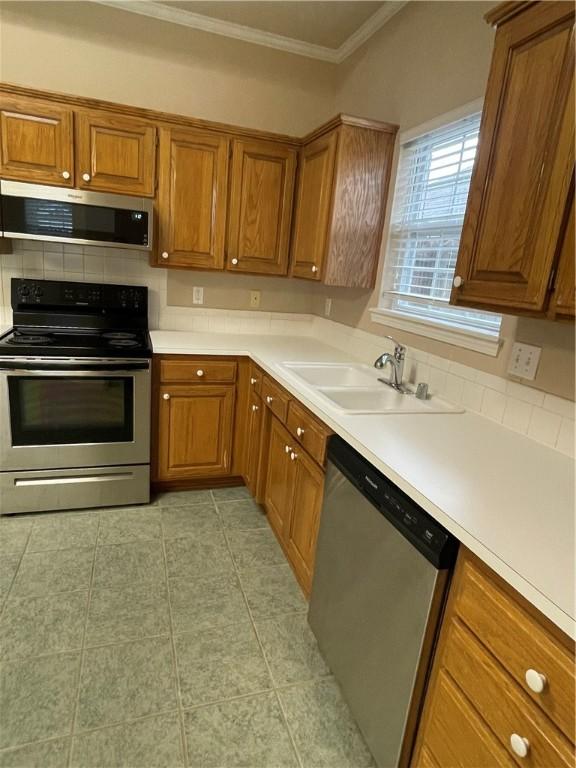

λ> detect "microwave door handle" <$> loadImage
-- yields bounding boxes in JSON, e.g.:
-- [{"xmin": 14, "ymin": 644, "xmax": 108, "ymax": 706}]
[{"xmin": 0, "ymin": 361, "xmax": 150, "ymax": 372}]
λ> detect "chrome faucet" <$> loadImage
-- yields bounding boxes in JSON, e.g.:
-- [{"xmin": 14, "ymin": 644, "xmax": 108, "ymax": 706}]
[{"xmin": 374, "ymin": 336, "xmax": 411, "ymax": 394}]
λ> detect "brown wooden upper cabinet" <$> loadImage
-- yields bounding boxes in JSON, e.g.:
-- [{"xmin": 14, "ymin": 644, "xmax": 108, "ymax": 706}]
[
  {"xmin": 0, "ymin": 94, "xmax": 157, "ymax": 195},
  {"xmin": 291, "ymin": 116, "xmax": 398, "ymax": 288},
  {"xmin": 0, "ymin": 95, "xmax": 74, "ymax": 187},
  {"xmin": 155, "ymin": 127, "xmax": 229, "ymax": 270},
  {"xmin": 75, "ymin": 112, "xmax": 156, "ymax": 196},
  {"xmin": 227, "ymin": 139, "xmax": 297, "ymax": 276},
  {"xmin": 549, "ymin": 189, "xmax": 575, "ymax": 320},
  {"xmin": 451, "ymin": 1, "xmax": 575, "ymax": 316}
]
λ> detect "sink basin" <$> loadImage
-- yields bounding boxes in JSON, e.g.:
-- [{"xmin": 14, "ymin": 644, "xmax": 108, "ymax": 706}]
[
  {"xmin": 281, "ymin": 362, "xmax": 382, "ymax": 389},
  {"xmin": 279, "ymin": 361, "xmax": 462, "ymax": 415},
  {"xmin": 316, "ymin": 387, "xmax": 462, "ymax": 415}
]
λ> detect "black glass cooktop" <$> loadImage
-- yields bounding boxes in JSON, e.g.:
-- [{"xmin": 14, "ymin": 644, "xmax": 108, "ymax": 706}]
[{"xmin": 0, "ymin": 327, "xmax": 152, "ymax": 358}]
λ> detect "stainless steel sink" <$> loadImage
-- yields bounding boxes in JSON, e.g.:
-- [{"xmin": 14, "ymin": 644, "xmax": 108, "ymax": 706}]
[{"xmin": 280, "ymin": 362, "xmax": 462, "ymax": 415}]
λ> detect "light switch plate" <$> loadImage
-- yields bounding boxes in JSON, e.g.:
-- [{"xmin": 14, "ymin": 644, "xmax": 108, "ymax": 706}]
[
  {"xmin": 192, "ymin": 286, "xmax": 204, "ymax": 305},
  {"xmin": 250, "ymin": 290, "xmax": 261, "ymax": 309},
  {"xmin": 507, "ymin": 342, "xmax": 541, "ymax": 380}
]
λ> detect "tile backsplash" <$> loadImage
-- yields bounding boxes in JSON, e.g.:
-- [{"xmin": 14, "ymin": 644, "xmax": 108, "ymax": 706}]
[
  {"xmin": 1, "ymin": 239, "xmax": 573, "ymax": 459},
  {"xmin": 0, "ymin": 240, "xmax": 166, "ymax": 329}
]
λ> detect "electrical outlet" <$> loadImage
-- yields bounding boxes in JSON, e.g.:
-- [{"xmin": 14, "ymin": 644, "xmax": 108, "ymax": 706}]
[
  {"xmin": 324, "ymin": 298, "xmax": 332, "ymax": 317},
  {"xmin": 250, "ymin": 290, "xmax": 261, "ymax": 309},
  {"xmin": 507, "ymin": 342, "xmax": 541, "ymax": 381},
  {"xmin": 192, "ymin": 286, "xmax": 204, "ymax": 305}
]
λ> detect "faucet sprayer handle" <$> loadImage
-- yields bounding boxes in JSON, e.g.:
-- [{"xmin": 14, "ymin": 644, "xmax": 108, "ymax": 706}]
[{"xmin": 385, "ymin": 335, "xmax": 406, "ymax": 359}]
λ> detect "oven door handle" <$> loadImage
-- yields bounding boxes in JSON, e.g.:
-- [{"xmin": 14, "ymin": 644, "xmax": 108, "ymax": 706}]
[{"xmin": 0, "ymin": 361, "xmax": 150, "ymax": 372}]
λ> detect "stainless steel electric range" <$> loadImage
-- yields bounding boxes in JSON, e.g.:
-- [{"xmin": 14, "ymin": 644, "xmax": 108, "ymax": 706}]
[{"xmin": 0, "ymin": 278, "xmax": 152, "ymax": 515}]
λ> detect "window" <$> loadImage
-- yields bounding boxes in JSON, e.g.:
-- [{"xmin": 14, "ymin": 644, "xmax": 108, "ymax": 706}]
[{"xmin": 372, "ymin": 108, "xmax": 502, "ymax": 355}]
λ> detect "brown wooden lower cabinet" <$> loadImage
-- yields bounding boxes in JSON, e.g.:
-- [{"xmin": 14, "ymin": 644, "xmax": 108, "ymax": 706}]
[
  {"xmin": 244, "ymin": 390, "xmax": 263, "ymax": 497},
  {"xmin": 284, "ymin": 445, "xmax": 324, "ymax": 593},
  {"xmin": 263, "ymin": 416, "xmax": 296, "ymax": 541},
  {"xmin": 412, "ymin": 548, "xmax": 576, "ymax": 768},
  {"xmin": 157, "ymin": 383, "xmax": 235, "ymax": 480}
]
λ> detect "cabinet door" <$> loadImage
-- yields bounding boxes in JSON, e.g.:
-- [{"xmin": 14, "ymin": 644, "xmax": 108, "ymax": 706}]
[
  {"xmin": 157, "ymin": 127, "xmax": 228, "ymax": 269},
  {"xmin": 244, "ymin": 392, "xmax": 263, "ymax": 497},
  {"xmin": 264, "ymin": 416, "xmax": 295, "ymax": 541},
  {"xmin": 0, "ymin": 96, "xmax": 74, "ymax": 186},
  {"xmin": 549, "ymin": 190, "xmax": 575, "ymax": 320},
  {"xmin": 75, "ymin": 112, "xmax": 156, "ymax": 196},
  {"xmin": 227, "ymin": 139, "xmax": 296, "ymax": 275},
  {"xmin": 451, "ymin": 3, "xmax": 575, "ymax": 313},
  {"xmin": 157, "ymin": 384, "xmax": 235, "ymax": 480},
  {"xmin": 290, "ymin": 131, "xmax": 337, "ymax": 281},
  {"xmin": 285, "ymin": 447, "xmax": 324, "ymax": 594}
]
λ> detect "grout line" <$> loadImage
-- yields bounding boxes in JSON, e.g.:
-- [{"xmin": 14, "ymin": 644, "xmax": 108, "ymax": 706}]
[
  {"xmin": 67, "ymin": 515, "xmax": 101, "ymax": 768},
  {"xmin": 0, "ymin": 708, "xmax": 183, "ymax": 755},
  {"xmin": 0, "ymin": 526, "xmax": 34, "ymax": 621},
  {"xmin": 221, "ymin": 527, "xmax": 305, "ymax": 768},
  {"xmin": 160, "ymin": 526, "xmax": 190, "ymax": 767}
]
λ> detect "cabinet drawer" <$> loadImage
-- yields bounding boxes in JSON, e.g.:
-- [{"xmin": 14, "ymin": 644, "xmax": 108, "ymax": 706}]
[
  {"xmin": 248, "ymin": 363, "xmax": 263, "ymax": 397},
  {"xmin": 422, "ymin": 669, "xmax": 515, "ymax": 768},
  {"xmin": 160, "ymin": 359, "xmax": 237, "ymax": 384},
  {"xmin": 262, "ymin": 376, "xmax": 290, "ymax": 422},
  {"xmin": 454, "ymin": 558, "xmax": 575, "ymax": 741},
  {"xmin": 286, "ymin": 400, "xmax": 329, "ymax": 466},
  {"xmin": 443, "ymin": 619, "xmax": 574, "ymax": 767}
]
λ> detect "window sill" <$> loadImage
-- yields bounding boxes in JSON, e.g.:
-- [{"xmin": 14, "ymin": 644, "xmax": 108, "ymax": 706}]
[{"xmin": 369, "ymin": 307, "xmax": 502, "ymax": 357}]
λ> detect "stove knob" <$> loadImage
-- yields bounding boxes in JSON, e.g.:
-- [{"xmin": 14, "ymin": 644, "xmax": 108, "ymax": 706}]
[
  {"xmin": 19, "ymin": 286, "xmax": 30, "ymax": 297},
  {"xmin": 33, "ymin": 286, "xmax": 43, "ymax": 297}
]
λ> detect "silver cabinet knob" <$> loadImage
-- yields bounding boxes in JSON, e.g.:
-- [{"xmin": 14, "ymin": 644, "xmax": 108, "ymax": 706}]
[
  {"xmin": 311, "ymin": 265, "xmax": 318, "ymax": 273},
  {"xmin": 161, "ymin": 252, "xmax": 169, "ymax": 260},
  {"xmin": 250, "ymin": 377, "xmax": 258, "ymax": 385},
  {"xmin": 510, "ymin": 734, "xmax": 530, "ymax": 758},
  {"xmin": 196, "ymin": 369, "xmax": 204, "ymax": 377},
  {"xmin": 296, "ymin": 427, "xmax": 305, "ymax": 437},
  {"xmin": 61, "ymin": 171, "xmax": 71, "ymax": 180},
  {"xmin": 290, "ymin": 451, "xmax": 298, "ymax": 461},
  {"xmin": 525, "ymin": 669, "xmax": 547, "ymax": 693},
  {"xmin": 285, "ymin": 445, "xmax": 292, "ymax": 454},
  {"xmin": 453, "ymin": 275, "xmax": 463, "ymax": 288},
  {"xmin": 266, "ymin": 396, "xmax": 273, "ymax": 404},
  {"xmin": 162, "ymin": 393, "xmax": 170, "ymax": 400},
  {"xmin": 231, "ymin": 258, "xmax": 238, "ymax": 265},
  {"xmin": 251, "ymin": 404, "xmax": 259, "ymax": 412},
  {"xmin": 82, "ymin": 172, "xmax": 91, "ymax": 182}
]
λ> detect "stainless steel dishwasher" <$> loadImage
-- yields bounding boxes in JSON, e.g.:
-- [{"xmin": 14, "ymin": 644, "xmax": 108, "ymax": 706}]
[{"xmin": 308, "ymin": 435, "xmax": 458, "ymax": 768}]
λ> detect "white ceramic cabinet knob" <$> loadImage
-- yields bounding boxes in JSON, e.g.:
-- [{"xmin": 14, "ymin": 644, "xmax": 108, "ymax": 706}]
[
  {"xmin": 525, "ymin": 669, "xmax": 547, "ymax": 693},
  {"xmin": 196, "ymin": 369, "xmax": 204, "ymax": 377},
  {"xmin": 311, "ymin": 265, "xmax": 318, "ymax": 273},
  {"xmin": 296, "ymin": 427, "xmax": 304, "ymax": 437},
  {"xmin": 250, "ymin": 377, "xmax": 258, "ymax": 385},
  {"xmin": 251, "ymin": 404, "xmax": 259, "ymax": 412},
  {"xmin": 162, "ymin": 393, "xmax": 170, "ymax": 400},
  {"xmin": 231, "ymin": 258, "xmax": 238, "ymax": 265},
  {"xmin": 510, "ymin": 734, "xmax": 530, "ymax": 758},
  {"xmin": 453, "ymin": 275, "xmax": 463, "ymax": 288},
  {"xmin": 285, "ymin": 445, "xmax": 292, "ymax": 454},
  {"xmin": 62, "ymin": 171, "xmax": 71, "ymax": 180},
  {"xmin": 290, "ymin": 451, "xmax": 297, "ymax": 461},
  {"xmin": 266, "ymin": 396, "xmax": 273, "ymax": 404},
  {"xmin": 82, "ymin": 173, "xmax": 91, "ymax": 182},
  {"xmin": 161, "ymin": 252, "xmax": 169, "ymax": 260}
]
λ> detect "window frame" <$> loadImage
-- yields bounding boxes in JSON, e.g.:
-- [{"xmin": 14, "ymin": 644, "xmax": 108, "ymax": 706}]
[{"xmin": 370, "ymin": 99, "xmax": 503, "ymax": 357}]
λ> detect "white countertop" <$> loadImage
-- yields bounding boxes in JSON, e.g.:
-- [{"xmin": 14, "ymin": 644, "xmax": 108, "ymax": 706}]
[{"xmin": 152, "ymin": 330, "xmax": 576, "ymax": 639}]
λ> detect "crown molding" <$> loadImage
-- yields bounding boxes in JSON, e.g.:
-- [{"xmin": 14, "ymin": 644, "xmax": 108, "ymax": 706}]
[{"xmin": 92, "ymin": 1, "xmax": 409, "ymax": 64}]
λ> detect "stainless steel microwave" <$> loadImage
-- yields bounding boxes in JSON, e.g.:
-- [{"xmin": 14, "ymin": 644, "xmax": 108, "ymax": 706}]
[{"xmin": 0, "ymin": 180, "xmax": 153, "ymax": 250}]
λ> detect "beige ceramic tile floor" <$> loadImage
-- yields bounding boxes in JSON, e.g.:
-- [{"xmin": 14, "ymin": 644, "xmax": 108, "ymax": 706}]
[{"xmin": 0, "ymin": 488, "xmax": 374, "ymax": 768}]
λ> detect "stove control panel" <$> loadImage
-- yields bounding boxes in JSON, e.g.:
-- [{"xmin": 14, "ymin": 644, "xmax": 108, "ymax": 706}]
[{"xmin": 12, "ymin": 279, "xmax": 148, "ymax": 315}]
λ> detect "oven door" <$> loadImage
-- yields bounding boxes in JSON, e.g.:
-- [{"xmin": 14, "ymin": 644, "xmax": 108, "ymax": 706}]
[{"xmin": 0, "ymin": 360, "xmax": 150, "ymax": 472}]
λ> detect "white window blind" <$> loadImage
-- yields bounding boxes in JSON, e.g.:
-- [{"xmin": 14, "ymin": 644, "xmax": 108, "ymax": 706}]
[{"xmin": 380, "ymin": 112, "xmax": 501, "ymax": 340}]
